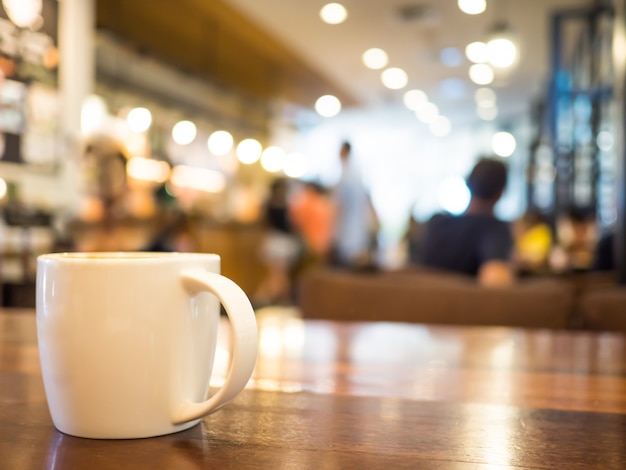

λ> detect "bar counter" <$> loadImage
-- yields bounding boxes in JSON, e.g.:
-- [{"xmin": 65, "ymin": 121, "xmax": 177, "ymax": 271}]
[{"xmin": 1, "ymin": 307, "xmax": 625, "ymax": 469}]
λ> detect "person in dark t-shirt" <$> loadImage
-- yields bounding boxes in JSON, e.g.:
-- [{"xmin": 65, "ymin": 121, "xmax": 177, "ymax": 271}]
[{"xmin": 420, "ymin": 158, "xmax": 514, "ymax": 286}]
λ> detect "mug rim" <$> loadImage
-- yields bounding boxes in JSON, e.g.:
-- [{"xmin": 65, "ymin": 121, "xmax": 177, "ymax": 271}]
[{"xmin": 38, "ymin": 252, "xmax": 221, "ymax": 263}]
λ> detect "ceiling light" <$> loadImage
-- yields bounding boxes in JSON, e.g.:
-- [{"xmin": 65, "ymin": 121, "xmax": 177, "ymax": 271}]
[
  {"xmin": 172, "ymin": 120, "xmax": 196, "ymax": 145},
  {"xmin": 416, "ymin": 102, "xmax": 439, "ymax": 123},
  {"xmin": 429, "ymin": 116, "xmax": 451, "ymax": 137},
  {"xmin": 468, "ymin": 63, "xmax": 494, "ymax": 85},
  {"xmin": 487, "ymin": 37, "xmax": 517, "ymax": 68},
  {"xmin": 477, "ymin": 105, "xmax": 498, "ymax": 121},
  {"xmin": 362, "ymin": 48, "xmax": 388, "ymax": 70},
  {"xmin": 492, "ymin": 131, "xmax": 516, "ymax": 157},
  {"xmin": 320, "ymin": 3, "xmax": 347, "ymax": 25},
  {"xmin": 381, "ymin": 67, "xmax": 408, "ymax": 90},
  {"xmin": 127, "ymin": 107, "xmax": 152, "ymax": 133},
  {"xmin": 465, "ymin": 42, "xmax": 488, "ymax": 63},
  {"xmin": 284, "ymin": 153, "xmax": 308, "ymax": 178},
  {"xmin": 458, "ymin": 0, "xmax": 487, "ymax": 15},
  {"xmin": 207, "ymin": 130, "xmax": 233, "ymax": 155},
  {"xmin": 237, "ymin": 138, "xmax": 262, "ymax": 164},
  {"xmin": 403, "ymin": 89, "xmax": 428, "ymax": 111},
  {"xmin": 474, "ymin": 87, "xmax": 497, "ymax": 107},
  {"xmin": 315, "ymin": 95, "xmax": 341, "ymax": 117},
  {"xmin": 260, "ymin": 146, "xmax": 286, "ymax": 173}
]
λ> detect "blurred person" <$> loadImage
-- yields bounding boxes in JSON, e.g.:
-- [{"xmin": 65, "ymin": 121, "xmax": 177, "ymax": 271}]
[
  {"xmin": 330, "ymin": 141, "xmax": 378, "ymax": 269},
  {"xmin": 512, "ymin": 211, "xmax": 553, "ymax": 275},
  {"xmin": 69, "ymin": 134, "xmax": 164, "ymax": 252},
  {"xmin": 254, "ymin": 178, "xmax": 301, "ymax": 306},
  {"xmin": 550, "ymin": 207, "xmax": 598, "ymax": 272},
  {"xmin": 419, "ymin": 158, "xmax": 514, "ymax": 286},
  {"xmin": 289, "ymin": 181, "xmax": 334, "ymax": 266},
  {"xmin": 145, "ymin": 210, "xmax": 194, "ymax": 253},
  {"xmin": 592, "ymin": 228, "xmax": 615, "ymax": 272}
]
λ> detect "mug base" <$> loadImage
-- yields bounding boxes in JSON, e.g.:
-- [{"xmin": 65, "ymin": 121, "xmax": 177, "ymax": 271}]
[{"xmin": 52, "ymin": 419, "xmax": 201, "ymax": 440}]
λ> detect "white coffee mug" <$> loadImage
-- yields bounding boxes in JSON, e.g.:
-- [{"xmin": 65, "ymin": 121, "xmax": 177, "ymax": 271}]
[{"xmin": 36, "ymin": 252, "xmax": 258, "ymax": 439}]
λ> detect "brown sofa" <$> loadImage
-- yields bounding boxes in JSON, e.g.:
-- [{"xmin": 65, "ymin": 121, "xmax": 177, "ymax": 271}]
[
  {"xmin": 297, "ymin": 267, "xmax": 575, "ymax": 329},
  {"xmin": 580, "ymin": 287, "xmax": 626, "ymax": 331}
]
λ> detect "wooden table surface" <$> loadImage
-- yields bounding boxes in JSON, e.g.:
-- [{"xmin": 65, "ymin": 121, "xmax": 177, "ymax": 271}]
[{"xmin": 1, "ymin": 306, "xmax": 626, "ymax": 469}]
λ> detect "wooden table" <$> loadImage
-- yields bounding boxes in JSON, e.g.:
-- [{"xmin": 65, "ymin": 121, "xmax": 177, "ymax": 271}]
[{"xmin": 1, "ymin": 306, "xmax": 626, "ymax": 469}]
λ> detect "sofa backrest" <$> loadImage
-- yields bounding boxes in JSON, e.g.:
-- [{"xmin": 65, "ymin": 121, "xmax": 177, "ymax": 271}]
[{"xmin": 297, "ymin": 268, "xmax": 574, "ymax": 329}]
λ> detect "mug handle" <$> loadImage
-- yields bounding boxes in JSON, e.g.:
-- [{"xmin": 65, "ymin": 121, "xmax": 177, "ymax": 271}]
[{"xmin": 171, "ymin": 269, "xmax": 258, "ymax": 424}]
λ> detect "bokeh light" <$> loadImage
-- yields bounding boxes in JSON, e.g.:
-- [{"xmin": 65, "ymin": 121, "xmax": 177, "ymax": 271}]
[
  {"xmin": 362, "ymin": 48, "xmax": 388, "ymax": 70},
  {"xmin": 208, "ymin": 130, "xmax": 234, "ymax": 156},
  {"xmin": 237, "ymin": 138, "xmax": 262, "ymax": 164},
  {"xmin": 127, "ymin": 107, "xmax": 152, "ymax": 133},
  {"xmin": 284, "ymin": 153, "xmax": 308, "ymax": 178},
  {"xmin": 465, "ymin": 41, "xmax": 488, "ymax": 63},
  {"xmin": 469, "ymin": 63, "xmax": 494, "ymax": 85},
  {"xmin": 172, "ymin": 120, "xmax": 197, "ymax": 145},
  {"xmin": 315, "ymin": 95, "xmax": 342, "ymax": 117},
  {"xmin": 458, "ymin": 0, "xmax": 487, "ymax": 15},
  {"xmin": 260, "ymin": 146, "xmax": 286, "ymax": 173},
  {"xmin": 403, "ymin": 89, "xmax": 428, "ymax": 111},
  {"xmin": 381, "ymin": 67, "xmax": 408, "ymax": 89},
  {"xmin": 492, "ymin": 131, "xmax": 516, "ymax": 157},
  {"xmin": 320, "ymin": 3, "xmax": 347, "ymax": 24},
  {"xmin": 487, "ymin": 38, "xmax": 517, "ymax": 68}
]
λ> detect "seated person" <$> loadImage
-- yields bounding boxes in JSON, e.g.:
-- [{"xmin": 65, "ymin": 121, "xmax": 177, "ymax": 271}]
[{"xmin": 418, "ymin": 158, "xmax": 514, "ymax": 287}]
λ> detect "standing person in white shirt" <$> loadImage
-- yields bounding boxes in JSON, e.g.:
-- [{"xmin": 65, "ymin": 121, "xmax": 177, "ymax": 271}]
[{"xmin": 330, "ymin": 141, "xmax": 377, "ymax": 269}]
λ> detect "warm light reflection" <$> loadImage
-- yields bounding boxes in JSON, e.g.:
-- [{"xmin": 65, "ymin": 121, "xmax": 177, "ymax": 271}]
[
  {"xmin": 170, "ymin": 165, "xmax": 226, "ymax": 192},
  {"xmin": 0, "ymin": 177, "xmax": 7, "ymax": 200},
  {"xmin": 284, "ymin": 153, "xmax": 308, "ymax": 178},
  {"xmin": 315, "ymin": 95, "xmax": 342, "ymax": 117},
  {"xmin": 320, "ymin": 3, "xmax": 347, "ymax": 24},
  {"xmin": 492, "ymin": 131, "xmax": 516, "ymax": 157},
  {"xmin": 464, "ymin": 405, "xmax": 520, "ymax": 465},
  {"xmin": 403, "ymin": 89, "xmax": 428, "ymax": 111},
  {"xmin": 260, "ymin": 146, "xmax": 286, "ymax": 173},
  {"xmin": 207, "ymin": 130, "xmax": 234, "ymax": 156},
  {"xmin": 458, "ymin": 0, "xmax": 487, "ymax": 15},
  {"xmin": 259, "ymin": 318, "xmax": 306, "ymax": 359},
  {"xmin": 126, "ymin": 107, "xmax": 152, "ymax": 133},
  {"xmin": 381, "ymin": 67, "xmax": 408, "ymax": 89},
  {"xmin": 237, "ymin": 138, "xmax": 262, "ymax": 164},
  {"xmin": 127, "ymin": 157, "xmax": 170, "ymax": 184},
  {"xmin": 362, "ymin": 48, "xmax": 388, "ymax": 70},
  {"xmin": 465, "ymin": 41, "xmax": 489, "ymax": 63},
  {"xmin": 171, "ymin": 120, "xmax": 196, "ymax": 145},
  {"xmin": 469, "ymin": 63, "xmax": 494, "ymax": 85}
]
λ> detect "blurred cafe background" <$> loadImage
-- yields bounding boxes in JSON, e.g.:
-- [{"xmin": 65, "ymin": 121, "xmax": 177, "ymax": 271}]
[{"xmin": 0, "ymin": 0, "xmax": 625, "ymax": 330}]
